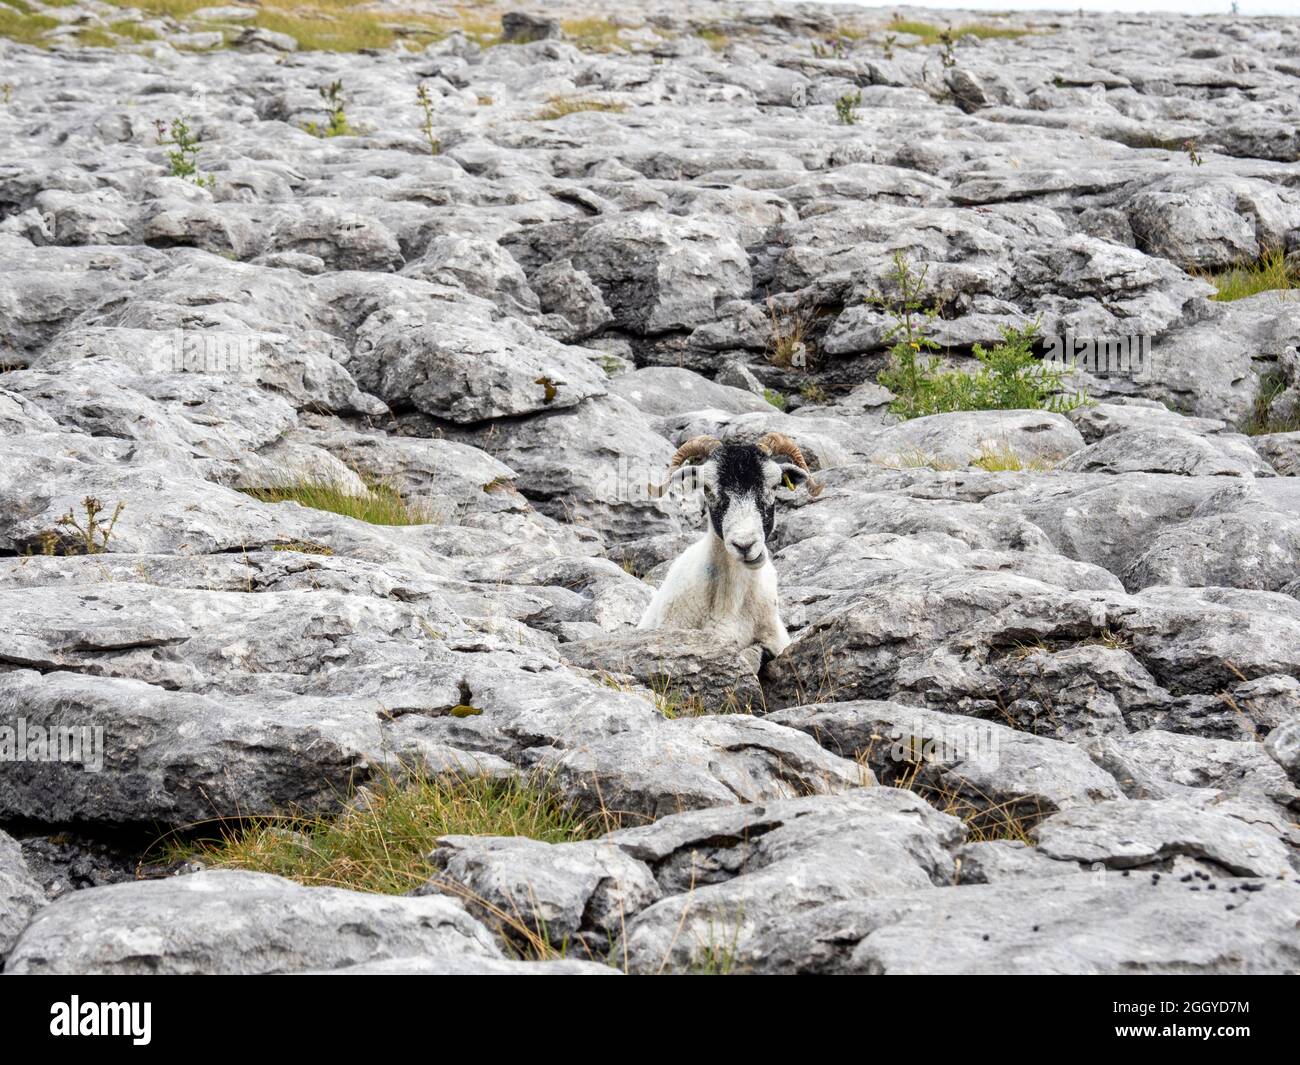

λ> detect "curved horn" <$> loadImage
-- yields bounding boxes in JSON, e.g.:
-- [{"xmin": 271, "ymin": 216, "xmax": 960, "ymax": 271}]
[
  {"xmin": 669, "ymin": 435, "xmax": 722, "ymax": 470},
  {"xmin": 648, "ymin": 435, "xmax": 721, "ymax": 498},
  {"xmin": 756, "ymin": 431, "xmax": 824, "ymax": 497},
  {"xmin": 755, "ymin": 431, "xmax": 809, "ymax": 471}
]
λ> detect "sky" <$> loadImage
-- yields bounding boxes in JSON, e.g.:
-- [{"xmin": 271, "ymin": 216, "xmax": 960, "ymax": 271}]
[{"xmin": 848, "ymin": 1, "xmax": 1299, "ymax": 14}]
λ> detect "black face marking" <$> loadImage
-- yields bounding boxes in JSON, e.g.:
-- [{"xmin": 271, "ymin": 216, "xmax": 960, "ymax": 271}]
[{"xmin": 705, "ymin": 444, "xmax": 776, "ymax": 542}]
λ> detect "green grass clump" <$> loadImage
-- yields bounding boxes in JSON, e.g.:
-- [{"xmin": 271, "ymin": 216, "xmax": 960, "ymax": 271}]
[
  {"xmin": 562, "ymin": 16, "xmax": 624, "ymax": 51},
  {"xmin": 763, "ymin": 387, "xmax": 788, "ymax": 411},
  {"xmin": 1205, "ymin": 249, "xmax": 1296, "ymax": 302},
  {"xmin": 970, "ymin": 443, "xmax": 1056, "ymax": 473},
  {"xmin": 531, "ymin": 95, "xmax": 626, "ymax": 120},
  {"xmin": 0, "ymin": 5, "xmax": 57, "ymax": 46},
  {"xmin": 109, "ymin": 19, "xmax": 159, "ymax": 41},
  {"xmin": 168, "ymin": 770, "xmax": 606, "ymax": 896},
  {"xmin": 1241, "ymin": 368, "xmax": 1300, "ymax": 436},
  {"xmin": 242, "ymin": 478, "xmax": 432, "ymax": 525},
  {"xmin": 694, "ymin": 27, "xmax": 728, "ymax": 51}
]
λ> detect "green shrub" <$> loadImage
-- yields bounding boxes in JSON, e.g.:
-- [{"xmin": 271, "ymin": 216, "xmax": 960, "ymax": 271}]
[
  {"xmin": 873, "ymin": 251, "xmax": 1087, "ymax": 419},
  {"xmin": 835, "ymin": 91, "xmax": 861, "ymax": 125}
]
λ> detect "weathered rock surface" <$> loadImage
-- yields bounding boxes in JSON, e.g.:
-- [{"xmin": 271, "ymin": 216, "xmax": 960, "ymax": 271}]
[{"xmin": 5, "ymin": 870, "xmax": 502, "ymax": 975}]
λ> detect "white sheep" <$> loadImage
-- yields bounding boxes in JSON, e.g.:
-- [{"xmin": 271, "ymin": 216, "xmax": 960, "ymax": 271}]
[{"xmin": 637, "ymin": 432, "xmax": 817, "ymax": 659}]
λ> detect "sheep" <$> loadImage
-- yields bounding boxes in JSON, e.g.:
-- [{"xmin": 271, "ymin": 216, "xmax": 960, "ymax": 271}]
[{"xmin": 637, "ymin": 432, "xmax": 817, "ymax": 659}]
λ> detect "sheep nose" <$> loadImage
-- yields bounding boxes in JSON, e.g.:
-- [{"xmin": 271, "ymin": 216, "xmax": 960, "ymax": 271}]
[{"xmin": 731, "ymin": 539, "xmax": 758, "ymax": 558}]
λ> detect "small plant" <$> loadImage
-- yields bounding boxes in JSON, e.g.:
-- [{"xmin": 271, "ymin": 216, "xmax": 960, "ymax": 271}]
[
  {"xmin": 871, "ymin": 251, "xmax": 943, "ymax": 420},
  {"xmin": 415, "ymin": 82, "xmax": 441, "ymax": 156},
  {"xmin": 155, "ymin": 117, "xmax": 215, "ymax": 189},
  {"xmin": 811, "ymin": 36, "xmax": 847, "ymax": 59},
  {"xmin": 763, "ymin": 387, "xmax": 788, "ymax": 411},
  {"xmin": 799, "ymin": 382, "xmax": 828, "ymax": 405},
  {"xmin": 54, "ymin": 497, "xmax": 125, "ymax": 555},
  {"xmin": 1, "ymin": 83, "xmax": 12, "ymax": 105},
  {"xmin": 939, "ymin": 28, "xmax": 957, "ymax": 68},
  {"xmin": 881, "ymin": 33, "xmax": 897, "ymax": 59},
  {"xmin": 1183, "ymin": 138, "xmax": 1204, "ymax": 166},
  {"xmin": 303, "ymin": 80, "xmax": 355, "ymax": 138},
  {"xmin": 530, "ymin": 95, "xmax": 626, "ymax": 121},
  {"xmin": 835, "ymin": 90, "xmax": 861, "ymax": 125},
  {"xmin": 561, "ymin": 17, "xmax": 625, "ymax": 52}
]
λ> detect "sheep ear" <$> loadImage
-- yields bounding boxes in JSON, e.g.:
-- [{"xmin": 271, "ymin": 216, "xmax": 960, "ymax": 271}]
[{"xmin": 775, "ymin": 463, "xmax": 809, "ymax": 491}]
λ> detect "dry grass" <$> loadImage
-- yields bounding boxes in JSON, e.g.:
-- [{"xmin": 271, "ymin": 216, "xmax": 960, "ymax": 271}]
[
  {"xmin": 765, "ymin": 299, "xmax": 816, "ymax": 370},
  {"xmin": 531, "ymin": 95, "xmax": 627, "ymax": 121},
  {"xmin": 651, "ymin": 676, "xmax": 755, "ymax": 719},
  {"xmin": 891, "ymin": 760, "xmax": 1040, "ymax": 844},
  {"xmin": 163, "ymin": 769, "xmax": 607, "ymax": 897},
  {"xmin": 241, "ymin": 477, "xmax": 432, "ymax": 525}
]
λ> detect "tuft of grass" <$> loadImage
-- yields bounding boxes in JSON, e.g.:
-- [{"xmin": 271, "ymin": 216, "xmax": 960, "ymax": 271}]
[
  {"xmin": 242, "ymin": 478, "xmax": 433, "ymax": 525},
  {"xmin": 886, "ymin": 17, "xmax": 1029, "ymax": 45},
  {"xmin": 1241, "ymin": 368, "xmax": 1300, "ymax": 436},
  {"xmin": 763, "ymin": 387, "xmax": 787, "ymax": 411},
  {"xmin": 799, "ymin": 382, "xmax": 828, "ymax": 405},
  {"xmin": 0, "ymin": 6, "xmax": 57, "ymax": 46},
  {"xmin": 272, "ymin": 539, "xmax": 335, "ymax": 555},
  {"xmin": 694, "ymin": 26, "xmax": 728, "ymax": 51},
  {"xmin": 765, "ymin": 298, "xmax": 814, "ymax": 369},
  {"xmin": 562, "ymin": 16, "xmax": 624, "ymax": 52},
  {"xmin": 105, "ymin": 0, "xmax": 213, "ymax": 16},
  {"xmin": 970, "ymin": 443, "xmax": 1056, "ymax": 473},
  {"xmin": 530, "ymin": 95, "xmax": 626, "ymax": 121},
  {"xmin": 165, "ymin": 769, "xmax": 606, "ymax": 896},
  {"xmin": 1204, "ymin": 249, "xmax": 1296, "ymax": 302},
  {"xmin": 652, "ymin": 676, "xmax": 753, "ymax": 719},
  {"xmin": 891, "ymin": 759, "xmax": 1039, "ymax": 844}
]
